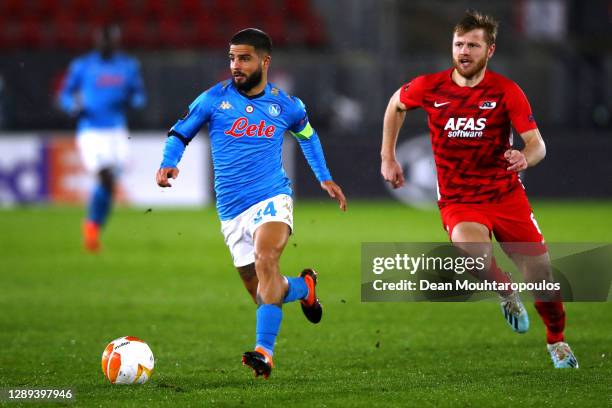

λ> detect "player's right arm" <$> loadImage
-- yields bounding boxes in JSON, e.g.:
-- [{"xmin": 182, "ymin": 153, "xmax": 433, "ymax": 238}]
[
  {"xmin": 156, "ymin": 90, "xmax": 214, "ymax": 188},
  {"xmin": 381, "ymin": 88, "xmax": 408, "ymax": 189},
  {"xmin": 381, "ymin": 77, "xmax": 426, "ymax": 189},
  {"xmin": 58, "ymin": 58, "xmax": 84, "ymax": 116}
]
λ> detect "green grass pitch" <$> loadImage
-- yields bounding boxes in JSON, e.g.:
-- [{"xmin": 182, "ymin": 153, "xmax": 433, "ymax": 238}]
[{"xmin": 1, "ymin": 201, "xmax": 611, "ymax": 407}]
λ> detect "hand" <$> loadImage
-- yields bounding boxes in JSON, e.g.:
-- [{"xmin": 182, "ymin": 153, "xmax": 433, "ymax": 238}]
[
  {"xmin": 504, "ymin": 149, "xmax": 528, "ymax": 172},
  {"xmin": 381, "ymin": 158, "xmax": 405, "ymax": 189},
  {"xmin": 156, "ymin": 167, "xmax": 179, "ymax": 187},
  {"xmin": 71, "ymin": 93, "xmax": 84, "ymax": 117},
  {"xmin": 320, "ymin": 180, "xmax": 347, "ymax": 211}
]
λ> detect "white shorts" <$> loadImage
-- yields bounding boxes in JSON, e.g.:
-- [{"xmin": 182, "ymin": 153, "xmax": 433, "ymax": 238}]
[
  {"xmin": 221, "ymin": 194, "xmax": 293, "ymax": 267},
  {"xmin": 77, "ymin": 127, "xmax": 130, "ymax": 173}
]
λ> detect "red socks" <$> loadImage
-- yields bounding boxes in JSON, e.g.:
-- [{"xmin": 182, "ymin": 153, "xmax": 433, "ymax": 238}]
[
  {"xmin": 535, "ymin": 301, "xmax": 566, "ymax": 344},
  {"xmin": 472, "ymin": 257, "xmax": 513, "ymax": 297}
]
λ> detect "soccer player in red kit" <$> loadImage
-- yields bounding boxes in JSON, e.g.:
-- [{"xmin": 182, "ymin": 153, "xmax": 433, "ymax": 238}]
[{"xmin": 381, "ymin": 11, "xmax": 578, "ymax": 368}]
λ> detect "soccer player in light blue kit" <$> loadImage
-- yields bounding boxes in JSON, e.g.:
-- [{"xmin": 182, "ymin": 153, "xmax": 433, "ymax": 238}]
[
  {"xmin": 59, "ymin": 24, "xmax": 146, "ymax": 252},
  {"xmin": 156, "ymin": 28, "xmax": 346, "ymax": 378}
]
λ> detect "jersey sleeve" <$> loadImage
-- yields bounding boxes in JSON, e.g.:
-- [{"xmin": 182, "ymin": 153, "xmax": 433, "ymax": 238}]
[
  {"xmin": 288, "ymin": 96, "xmax": 333, "ymax": 182},
  {"xmin": 170, "ymin": 90, "xmax": 215, "ymax": 142},
  {"xmin": 504, "ymin": 82, "xmax": 538, "ymax": 133},
  {"xmin": 161, "ymin": 89, "xmax": 214, "ymax": 168},
  {"xmin": 399, "ymin": 76, "xmax": 427, "ymax": 110},
  {"xmin": 58, "ymin": 58, "xmax": 85, "ymax": 115},
  {"xmin": 127, "ymin": 59, "xmax": 146, "ymax": 109},
  {"xmin": 287, "ymin": 96, "xmax": 310, "ymax": 135}
]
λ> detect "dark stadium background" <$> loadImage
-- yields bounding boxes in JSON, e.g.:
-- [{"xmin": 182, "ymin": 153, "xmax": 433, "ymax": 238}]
[{"xmin": 1, "ymin": 0, "xmax": 610, "ymax": 203}]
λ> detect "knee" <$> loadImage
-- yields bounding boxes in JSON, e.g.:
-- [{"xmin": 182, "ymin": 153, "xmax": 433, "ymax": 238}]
[
  {"xmin": 451, "ymin": 222, "xmax": 490, "ymax": 243},
  {"xmin": 520, "ymin": 254, "xmax": 552, "ymax": 281},
  {"xmin": 254, "ymin": 247, "xmax": 282, "ymax": 269}
]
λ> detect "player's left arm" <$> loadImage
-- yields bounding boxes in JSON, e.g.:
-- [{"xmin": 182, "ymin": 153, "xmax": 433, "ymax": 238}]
[
  {"xmin": 128, "ymin": 59, "xmax": 146, "ymax": 109},
  {"xmin": 504, "ymin": 82, "xmax": 545, "ymax": 172},
  {"xmin": 505, "ymin": 129, "xmax": 546, "ymax": 172},
  {"xmin": 289, "ymin": 97, "xmax": 346, "ymax": 211}
]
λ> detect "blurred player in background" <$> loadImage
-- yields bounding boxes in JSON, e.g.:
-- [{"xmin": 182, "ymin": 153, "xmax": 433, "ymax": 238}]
[
  {"xmin": 156, "ymin": 28, "xmax": 346, "ymax": 378},
  {"xmin": 58, "ymin": 24, "xmax": 146, "ymax": 252},
  {"xmin": 381, "ymin": 11, "xmax": 578, "ymax": 368}
]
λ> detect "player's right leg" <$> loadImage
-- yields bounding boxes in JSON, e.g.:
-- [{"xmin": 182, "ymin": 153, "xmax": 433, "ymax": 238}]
[{"xmin": 450, "ymin": 221, "xmax": 529, "ymax": 334}]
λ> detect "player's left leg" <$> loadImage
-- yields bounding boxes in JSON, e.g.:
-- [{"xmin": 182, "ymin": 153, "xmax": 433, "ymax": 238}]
[
  {"xmin": 242, "ymin": 221, "xmax": 290, "ymax": 378},
  {"xmin": 236, "ymin": 263, "xmax": 320, "ymax": 323},
  {"xmin": 493, "ymin": 189, "xmax": 578, "ymax": 368},
  {"xmin": 236, "ymin": 263, "xmax": 323, "ymax": 323},
  {"xmin": 508, "ymin": 251, "xmax": 577, "ymax": 367}
]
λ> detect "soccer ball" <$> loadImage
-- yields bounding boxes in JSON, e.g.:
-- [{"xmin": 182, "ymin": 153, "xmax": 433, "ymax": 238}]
[{"xmin": 101, "ymin": 336, "xmax": 155, "ymax": 384}]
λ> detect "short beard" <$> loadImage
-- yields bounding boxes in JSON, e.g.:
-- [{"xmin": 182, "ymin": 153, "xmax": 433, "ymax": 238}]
[
  {"xmin": 233, "ymin": 68, "xmax": 263, "ymax": 93},
  {"xmin": 452, "ymin": 55, "xmax": 487, "ymax": 80}
]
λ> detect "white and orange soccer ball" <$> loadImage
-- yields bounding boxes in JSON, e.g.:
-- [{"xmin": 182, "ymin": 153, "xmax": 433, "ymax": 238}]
[{"xmin": 101, "ymin": 336, "xmax": 155, "ymax": 384}]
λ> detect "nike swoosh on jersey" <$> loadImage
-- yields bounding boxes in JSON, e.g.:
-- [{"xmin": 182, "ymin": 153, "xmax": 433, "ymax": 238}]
[{"xmin": 434, "ymin": 101, "xmax": 451, "ymax": 107}]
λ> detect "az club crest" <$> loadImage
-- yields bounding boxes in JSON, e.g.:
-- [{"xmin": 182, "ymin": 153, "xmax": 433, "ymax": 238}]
[
  {"xmin": 478, "ymin": 101, "xmax": 497, "ymax": 110},
  {"xmin": 268, "ymin": 104, "xmax": 281, "ymax": 117}
]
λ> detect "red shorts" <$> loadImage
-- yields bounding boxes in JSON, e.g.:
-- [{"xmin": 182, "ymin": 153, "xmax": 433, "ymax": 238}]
[{"xmin": 440, "ymin": 187, "xmax": 547, "ymax": 255}]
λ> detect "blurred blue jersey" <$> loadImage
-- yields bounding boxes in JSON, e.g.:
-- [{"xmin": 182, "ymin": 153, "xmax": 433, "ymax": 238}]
[
  {"xmin": 168, "ymin": 81, "xmax": 331, "ymax": 220},
  {"xmin": 59, "ymin": 51, "xmax": 146, "ymax": 131}
]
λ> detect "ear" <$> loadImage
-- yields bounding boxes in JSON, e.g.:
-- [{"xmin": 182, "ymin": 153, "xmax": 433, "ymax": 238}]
[
  {"xmin": 487, "ymin": 43, "xmax": 496, "ymax": 59},
  {"xmin": 262, "ymin": 54, "xmax": 271, "ymax": 70}
]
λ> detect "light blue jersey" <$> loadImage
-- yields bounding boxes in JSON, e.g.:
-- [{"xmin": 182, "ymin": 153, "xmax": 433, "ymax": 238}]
[
  {"xmin": 59, "ymin": 51, "xmax": 146, "ymax": 131},
  {"xmin": 163, "ymin": 80, "xmax": 332, "ymax": 220}
]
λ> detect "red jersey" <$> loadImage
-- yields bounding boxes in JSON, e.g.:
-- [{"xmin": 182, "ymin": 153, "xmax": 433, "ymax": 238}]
[{"xmin": 399, "ymin": 68, "xmax": 537, "ymax": 206}]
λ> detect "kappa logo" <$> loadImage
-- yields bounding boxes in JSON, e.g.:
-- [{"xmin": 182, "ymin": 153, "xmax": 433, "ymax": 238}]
[
  {"xmin": 220, "ymin": 101, "xmax": 232, "ymax": 110},
  {"xmin": 268, "ymin": 104, "xmax": 281, "ymax": 117},
  {"xmin": 479, "ymin": 101, "xmax": 497, "ymax": 110}
]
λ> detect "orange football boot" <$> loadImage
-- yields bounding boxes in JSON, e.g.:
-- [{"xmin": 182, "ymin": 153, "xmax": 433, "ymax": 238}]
[
  {"xmin": 300, "ymin": 268, "xmax": 322, "ymax": 323},
  {"xmin": 83, "ymin": 220, "xmax": 101, "ymax": 253},
  {"xmin": 242, "ymin": 347, "xmax": 274, "ymax": 379}
]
